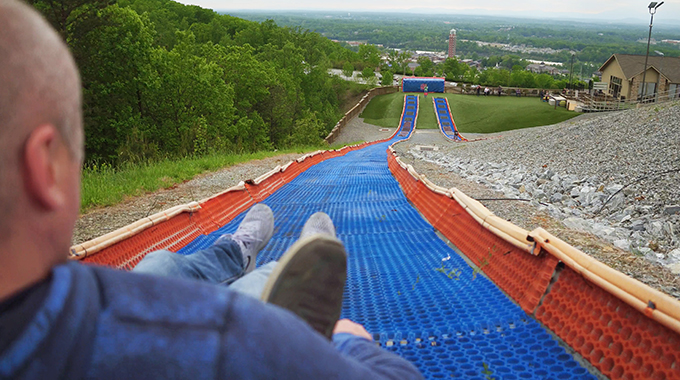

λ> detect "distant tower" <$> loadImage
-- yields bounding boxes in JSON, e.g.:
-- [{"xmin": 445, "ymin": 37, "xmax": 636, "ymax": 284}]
[{"xmin": 448, "ymin": 29, "xmax": 457, "ymax": 58}]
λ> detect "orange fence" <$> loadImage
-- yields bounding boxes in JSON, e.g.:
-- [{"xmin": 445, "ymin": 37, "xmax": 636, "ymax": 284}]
[{"xmin": 386, "ymin": 145, "xmax": 680, "ymax": 380}]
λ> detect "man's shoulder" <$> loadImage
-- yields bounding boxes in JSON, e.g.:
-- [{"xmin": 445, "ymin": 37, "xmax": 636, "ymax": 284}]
[
  {"xmin": 66, "ymin": 261, "xmax": 257, "ymax": 329},
  {"xmin": 61, "ymin": 262, "xmax": 307, "ymax": 379}
]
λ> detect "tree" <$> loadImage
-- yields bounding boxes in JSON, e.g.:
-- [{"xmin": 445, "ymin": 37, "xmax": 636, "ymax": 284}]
[
  {"xmin": 358, "ymin": 44, "xmax": 381, "ymax": 68},
  {"xmin": 387, "ymin": 49, "xmax": 411, "ymax": 75},
  {"xmin": 361, "ymin": 66, "xmax": 374, "ymax": 79},
  {"xmin": 342, "ymin": 62, "xmax": 354, "ymax": 78},
  {"xmin": 286, "ymin": 113, "xmax": 323, "ymax": 147},
  {"xmin": 415, "ymin": 57, "xmax": 435, "ymax": 77},
  {"xmin": 67, "ymin": 4, "xmax": 156, "ymax": 162},
  {"xmin": 536, "ymin": 73, "xmax": 555, "ymax": 89},
  {"xmin": 441, "ymin": 58, "xmax": 467, "ymax": 81},
  {"xmin": 29, "ymin": 0, "xmax": 114, "ymax": 38},
  {"xmin": 361, "ymin": 66, "xmax": 377, "ymax": 86},
  {"xmin": 146, "ymin": 32, "xmax": 237, "ymax": 156},
  {"xmin": 381, "ymin": 70, "xmax": 393, "ymax": 86}
]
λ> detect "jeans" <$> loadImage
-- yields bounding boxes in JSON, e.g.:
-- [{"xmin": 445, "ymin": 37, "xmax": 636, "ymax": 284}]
[{"xmin": 133, "ymin": 238, "xmax": 277, "ymax": 300}]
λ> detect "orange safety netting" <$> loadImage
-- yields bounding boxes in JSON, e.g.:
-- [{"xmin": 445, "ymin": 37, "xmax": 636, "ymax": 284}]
[{"xmin": 537, "ymin": 267, "xmax": 680, "ymax": 380}]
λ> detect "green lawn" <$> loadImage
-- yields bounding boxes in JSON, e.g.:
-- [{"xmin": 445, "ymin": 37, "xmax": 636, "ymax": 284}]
[
  {"xmin": 362, "ymin": 93, "xmax": 579, "ymax": 133},
  {"xmin": 359, "ymin": 92, "xmax": 404, "ymax": 128},
  {"xmin": 415, "ymin": 94, "xmax": 440, "ymax": 129}
]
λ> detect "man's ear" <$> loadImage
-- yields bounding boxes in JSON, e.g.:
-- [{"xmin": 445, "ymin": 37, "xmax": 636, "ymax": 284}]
[{"xmin": 22, "ymin": 124, "xmax": 65, "ymax": 210}]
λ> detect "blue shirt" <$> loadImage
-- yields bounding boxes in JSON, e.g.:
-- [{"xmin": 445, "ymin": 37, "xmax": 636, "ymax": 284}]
[{"xmin": 0, "ymin": 262, "xmax": 422, "ymax": 380}]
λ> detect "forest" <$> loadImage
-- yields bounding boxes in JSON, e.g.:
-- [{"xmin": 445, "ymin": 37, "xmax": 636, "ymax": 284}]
[
  {"xmin": 232, "ymin": 11, "xmax": 680, "ymax": 78},
  {"xmin": 29, "ymin": 0, "xmax": 373, "ymax": 165}
]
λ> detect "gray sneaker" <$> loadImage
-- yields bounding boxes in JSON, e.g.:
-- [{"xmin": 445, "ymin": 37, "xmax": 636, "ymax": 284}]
[
  {"xmin": 261, "ymin": 213, "xmax": 346, "ymax": 339},
  {"xmin": 300, "ymin": 211, "xmax": 336, "ymax": 239},
  {"xmin": 215, "ymin": 203, "xmax": 274, "ymax": 273}
]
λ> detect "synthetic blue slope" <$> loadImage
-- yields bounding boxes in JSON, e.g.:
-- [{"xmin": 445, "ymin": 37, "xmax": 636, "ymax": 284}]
[
  {"xmin": 177, "ymin": 126, "xmax": 595, "ymax": 380},
  {"xmin": 399, "ymin": 95, "xmax": 418, "ymax": 136},
  {"xmin": 433, "ymin": 97, "xmax": 464, "ymax": 141}
]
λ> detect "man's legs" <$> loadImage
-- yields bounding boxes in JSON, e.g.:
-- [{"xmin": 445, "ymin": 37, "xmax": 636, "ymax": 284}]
[
  {"xmin": 133, "ymin": 239, "xmax": 246, "ymax": 285},
  {"xmin": 229, "ymin": 261, "xmax": 277, "ymax": 298},
  {"xmin": 133, "ymin": 204, "xmax": 275, "ymax": 286},
  {"xmin": 133, "ymin": 206, "xmax": 348, "ymax": 339}
]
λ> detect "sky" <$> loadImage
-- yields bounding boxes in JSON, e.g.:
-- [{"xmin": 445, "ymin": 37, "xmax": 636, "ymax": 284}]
[{"xmin": 177, "ymin": 0, "xmax": 680, "ymax": 23}]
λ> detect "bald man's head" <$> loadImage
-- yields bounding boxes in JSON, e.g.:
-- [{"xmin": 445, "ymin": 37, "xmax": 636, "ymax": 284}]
[{"xmin": 0, "ymin": 0, "xmax": 83, "ymax": 233}]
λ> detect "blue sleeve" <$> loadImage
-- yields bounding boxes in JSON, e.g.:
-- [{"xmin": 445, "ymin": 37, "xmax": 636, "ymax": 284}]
[
  {"xmin": 220, "ymin": 294, "xmax": 423, "ymax": 380},
  {"xmin": 332, "ymin": 333, "xmax": 423, "ymax": 380}
]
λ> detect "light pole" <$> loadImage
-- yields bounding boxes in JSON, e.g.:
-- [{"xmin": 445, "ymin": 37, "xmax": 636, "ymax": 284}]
[{"xmin": 641, "ymin": 1, "xmax": 663, "ymax": 101}]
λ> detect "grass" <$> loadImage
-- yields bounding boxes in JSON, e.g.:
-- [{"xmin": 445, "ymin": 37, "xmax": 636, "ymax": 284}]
[
  {"xmin": 359, "ymin": 92, "xmax": 405, "ymax": 128},
  {"xmin": 363, "ymin": 92, "xmax": 579, "ymax": 133},
  {"xmin": 81, "ymin": 145, "xmax": 333, "ymax": 212},
  {"xmin": 414, "ymin": 94, "xmax": 439, "ymax": 129}
]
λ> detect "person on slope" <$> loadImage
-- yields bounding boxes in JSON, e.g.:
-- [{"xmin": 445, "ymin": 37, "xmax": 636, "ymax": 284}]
[{"xmin": 0, "ymin": 1, "xmax": 423, "ymax": 379}]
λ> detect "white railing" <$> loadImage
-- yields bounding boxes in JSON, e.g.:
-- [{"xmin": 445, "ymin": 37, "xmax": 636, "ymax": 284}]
[{"xmin": 581, "ymin": 88, "xmax": 679, "ymax": 112}]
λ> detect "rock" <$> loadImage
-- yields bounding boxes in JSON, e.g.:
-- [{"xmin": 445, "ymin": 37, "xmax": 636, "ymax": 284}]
[
  {"xmin": 638, "ymin": 247, "xmax": 653, "ymax": 256},
  {"xmin": 534, "ymin": 190, "xmax": 547, "ymax": 200},
  {"xmin": 668, "ymin": 263, "xmax": 680, "ymax": 275},
  {"xmin": 540, "ymin": 170, "xmax": 555, "ymax": 180},
  {"xmin": 613, "ymin": 239, "xmax": 630, "ymax": 250},
  {"xmin": 518, "ymin": 185, "xmax": 526, "ymax": 193},
  {"xmin": 592, "ymin": 223, "xmax": 617, "ymax": 240},
  {"xmin": 605, "ymin": 184, "xmax": 624, "ymax": 194},
  {"xmin": 608, "ymin": 193, "xmax": 626, "ymax": 210},
  {"xmin": 570, "ymin": 187, "xmax": 580, "ymax": 198},
  {"xmin": 550, "ymin": 193, "xmax": 564, "ymax": 203},
  {"xmin": 596, "ymin": 184, "xmax": 605, "ymax": 192},
  {"xmin": 631, "ymin": 219, "xmax": 646, "ymax": 231},
  {"xmin": 638, "ymin": 205, "xmax": 654, "ymax": 215},
  {"xmin": 563, "ymin": 217, "xmax": 591, "ymax": 232},
  {"xmin": 663, "ymin": 205, "xmax": 680, "ymax": 215},
  {"xmin": 648, "ymin": 221, "xmax": 664, "ymax": 237},
  {"xmin": 667, "ymin": 248, "xmax": 680, "ymax": 264}
]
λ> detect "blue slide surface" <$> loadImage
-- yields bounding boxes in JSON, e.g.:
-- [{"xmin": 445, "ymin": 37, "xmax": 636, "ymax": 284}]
[
  {"xmin": 176, "ymin": 98, "xmax": 595, "ymax": 380},
  {"xmin": 433, "ymin": 97, "xmax": 465, "ymax": 141}
]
